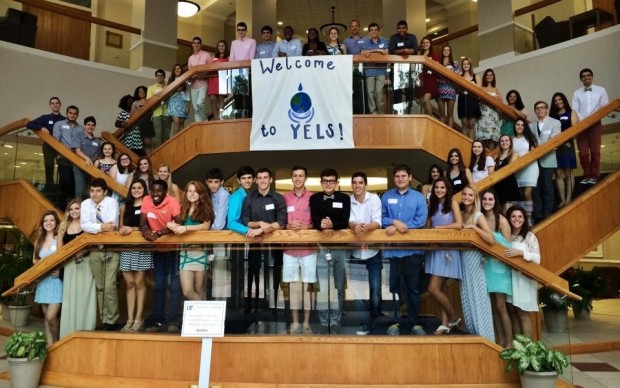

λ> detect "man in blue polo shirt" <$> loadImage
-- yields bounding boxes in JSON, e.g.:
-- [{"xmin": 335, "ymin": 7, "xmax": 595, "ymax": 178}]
[{"xmin": 382, "ymin": 164, "xmax": 428, "ymax": 336}]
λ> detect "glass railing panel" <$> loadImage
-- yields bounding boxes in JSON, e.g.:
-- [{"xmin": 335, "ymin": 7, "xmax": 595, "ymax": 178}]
[{"xmin": 0, "ymin": 128, "xmax": 48, "ymax": 192}]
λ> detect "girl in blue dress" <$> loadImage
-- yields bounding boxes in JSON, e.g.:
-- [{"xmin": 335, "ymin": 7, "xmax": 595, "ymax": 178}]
[
  {"xmin": 426, "ymin": 177, "xmax": 463, "ymax": 334},
  {"xmin": 33, "ymin": 210, "xmax": 62, "ymax": 346}
]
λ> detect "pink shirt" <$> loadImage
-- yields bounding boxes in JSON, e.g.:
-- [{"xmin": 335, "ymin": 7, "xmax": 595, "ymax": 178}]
[
  {"xmin": 283, "ymin": 189, "xmax": 315, "ymax": 257},
  {"xmin": 229, "ymin": 38, "xmax": 256, "ymax": 61},
  {"xmin": 188, "ymin": 50, "xmax": 212, "ymax": 89},
  {"xmin": 141, "ymin": 195, "xmax": 180, "ymax": 232}
]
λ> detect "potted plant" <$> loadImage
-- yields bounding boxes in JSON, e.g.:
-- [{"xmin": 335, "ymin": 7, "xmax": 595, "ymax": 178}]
[
  {"xmin": 4, "ymin": 331, "xmax": 48, "ymax": 388},
  {"xmin": 500, "ymin": 334, "xmax": 569, "ymax": 388},
  {"xmin": 539, "ymin": 287, "xmax": 569, "ymax": 333},
  {"xmin": 562, "ymin": 266, "xmax": 610, "ymax": 319},
  {"xmin": 0, "ymin": 229, "xmax": 33, "ymax": 325}
]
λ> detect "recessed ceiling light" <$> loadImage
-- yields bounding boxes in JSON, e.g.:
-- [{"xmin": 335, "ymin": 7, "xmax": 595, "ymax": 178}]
[
  {"xmin": 425, "ymin": 18, "xmax": 430, "ymax": 22},
  {"xmin": 278, "ymin": 21, "xmax": 283, "ymax": 25},
  {"xmin": 363, "ymin": 27, "xmax": 368, "ymax": 31}
]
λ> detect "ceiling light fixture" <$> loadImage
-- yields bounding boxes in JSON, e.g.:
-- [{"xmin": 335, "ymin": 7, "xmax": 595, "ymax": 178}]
[
  {"xmin": 178, "ymin": 1, "xmax": 201, "ymax": 18},
  {"xmin": 319, "ymin": 6, "xmax": 347, "ymax": 36}
]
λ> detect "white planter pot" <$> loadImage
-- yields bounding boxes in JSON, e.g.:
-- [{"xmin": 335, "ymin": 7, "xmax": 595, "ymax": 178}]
[
  {"xmin": 7, "ymin": 357, "xmax": 44, "ymax": 388},
  {"xmin": 1, "ymin": 302, "xmax": 9, "ymax": 322},
  {"xmin": 8, "ymin": 305, "xmax": 31, "ymax": 327},
  {"xmin": 519, "ymin": 370, "xmax": 558, "ymax": 388},
  {"xmin": 542, "ymin": 308, "xmax": 568, "ymax": 333}
]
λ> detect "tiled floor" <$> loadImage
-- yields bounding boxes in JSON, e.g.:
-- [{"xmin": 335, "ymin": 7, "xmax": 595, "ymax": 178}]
[{"xmin": 1, "ymin": 299, "xmax": 620, "ymax": 387}]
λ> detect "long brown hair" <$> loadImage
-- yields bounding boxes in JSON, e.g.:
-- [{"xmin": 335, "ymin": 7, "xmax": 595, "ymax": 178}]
[
  {"xmin": 428, "ymin": 176, "xmax": 454, "ymax": 217},
  {"xmin": 34, "ymin": 210, "xmax": 60, "ymax": 259},
  {"xmin": 180, "ymin": 181, "xmax": 214, "ymax": 223}
]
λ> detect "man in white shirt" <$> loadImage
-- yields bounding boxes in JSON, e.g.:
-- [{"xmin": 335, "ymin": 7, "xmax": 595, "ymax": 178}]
[
  {"xmin": 572, "ymin": 68, "xmax": 609, "ymax": 184},
  {"xmin": 229, "ymin": 22, "xmax": 256, "ymax": 61},
  {"xmin": 272, "ymin": 26, "xmax": 302, "ymax": 57},
  {"xmin": 349, "ymin": 171, "xmax": 382, "ymax": 335},
  {"xmin": 80, "ymin": 178, "xmax": 120, "ymax": 331}
]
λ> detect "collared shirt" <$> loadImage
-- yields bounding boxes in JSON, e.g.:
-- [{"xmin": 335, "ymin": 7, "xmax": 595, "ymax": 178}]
[
  {"xmin": 309, "ymin": 191, "xmax": 351, "ymax": 231},
  {"xmin": 572, "ymin": 84, "xmax": 609, "ymax": 121},
  {"xmin": 362, "ymin": 37, "xmax": 389, "ymax": 77},
  {"xmin": 227, "ymin": 187, "xmax": 249, "ymax": 235},
  {"xmin": 80, "ymin": 196, "xmax": 119, "ymax": 234},
  {"xmin": 210, "ymin": 186, "xmax": 229, "ymax": 231},
  {"xmin": 349, "ymin": 191, "xmax": 382, "ymax": 259},
  {"xmin": 381, "ymin": 187, "xmax": 427, "ymax": 258},
  {"xmin": 147, "ymin": 83, "xmax": 168, "ymax": 117},
  {"xmin": 73, "ymin": 129, "xmax": 102, "ymax": 161},
  {"xmin": 388, "ymin": 32, "xmax": 418, "ymax": 54},
  {"xmin": 53, "ymin": 119, "xmax": 83, "ymax": 150},
  {"xmin": 230, "ymin": 37, "xmax": 257, "ymax": 61},
  {"xmin": 283, "ymin": 189, "xmax": 314, "ymax": 257},
  {"xmin": 242, "ymin": 189, "xmax": 287, "ymax": 227},
  {"xmin": 27, "ymin": 113, "xmax": 66, "ymax": 132},
  {"xmin": 343, "ymin": 35, "xmax": 365, "ymax": 55},
  {"xmin": 272, "ymin": 39, "xmax": 302, "ymax": 57},
  {"xmin": 141, "ymin": 195, "xmax": 180, "ymax": 232},
  {"xmin": 188, "ymin": 50, "xmax": 212, "ymax": 89},
  {"xmin": 255, "ymin": 41, "xmax": 276, "ymax": 59}
]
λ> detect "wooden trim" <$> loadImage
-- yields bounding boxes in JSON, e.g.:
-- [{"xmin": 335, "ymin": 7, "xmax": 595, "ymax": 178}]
[
  {"xmin": 532, "ymin": 170, "xmax": 620, "ymax": 274},
  {"xmin": 0, "ymin": 180, "xmax": 61, "ymax": 242},
  {"xmin": 35, "ymin": 131, "xmax": 127, "ymax": 196},
  {"xmin": 3, "ymin": 226, "xmax": 574, "ymax": 299},
  {"xmin": 40, "ymin": 332, "xmax": 519, "ymax": 387},
  {"xmin": 431, "ymin": 25, "xmax": 479, "ymax": 46},
  {"xmin": 553, "ymin": 340, "xmax": 620, "ymax": 355},
  {"xmin": 14, "ymin": 0, "xmax": 141, "ymax": 35},
  {"xmin": 514, "ymin": 0, "xmax": 563, "ymax": 17},
  {"xmin": 0, "ymin": 118, "xmax": 28, "ymax": 137}
]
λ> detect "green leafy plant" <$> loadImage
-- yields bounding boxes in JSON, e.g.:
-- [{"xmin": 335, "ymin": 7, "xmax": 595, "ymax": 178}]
[
  {"xmin": 4, "ymin": 331, "xmax": 48, "ymax": 361},
  {"xmin": 0, "ymin": 229, "xmax": 33, "ymax": 305},
  {"xmin": 539, "ymin": 288, "xmax": 569, "ymax": 311},
  {"xmin": 499, "ymin": 334, "xmax": 569, "ymax": 374}
]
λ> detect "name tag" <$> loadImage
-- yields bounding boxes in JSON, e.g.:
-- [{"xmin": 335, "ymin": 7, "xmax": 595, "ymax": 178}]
[
  {"xmin": 259, "ymin": 50, "xmax": 265, "ymax": 54},
  {"xmin": 397, "ymin": 42, "xmax": 404, "ymax": 47},
  {"xmin": 291, "ymin": 45, "xmax": 297, "ymax": 49},
  {"xmin": 379, "ymin": 44, "xmax": 384, "ymax": 48},
  {"xmin": 453, "ymin": 179, "xmax": 462, "ymax": 185},
  {"xmin": 560, "ymin": 116, "xmax": 569, "ymax": 120},
  {"xmin": 62, "ymin": 125, "xmax": 70, "ymax": 129},
  {"xmin": 134, "ymin": 209, "xmax": 141, "ymax": 215},
  {"xmin": 332, "ymin": 202, "xmax": 343, "ymax": 208},
  {"xmin": 265, "ymin": 203, "xmax": 275, "ymax": 210},
  {"xmin": 48, "ymin": 120, "xmax": 54, "ymax": 125},
  {"xmin": 91, "ymin": 141, "xmax": 98, "ymax": 146},
  {"xmin": 388, "ymin": 198, "xmax": 398, "ymax": 204},
  {"xmin": 357, "ymin": 40, "xmax": 364, "ymax": 44},
  {"xmin": 287, "ymin": 206, "xmax": 295, "ymax": 213},
  {"xmin": 147, "ymin": 212, "xmax": 157, "ymax": 219}
]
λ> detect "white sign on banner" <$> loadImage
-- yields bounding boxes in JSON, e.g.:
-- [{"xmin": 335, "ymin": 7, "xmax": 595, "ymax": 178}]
[
  {"xmin": 250, "ymin": 55, "xmax": 354, "ymax": 150},
  {"xmin": 181, "ymin": 300, "xmax": 226, "ymax": 337}
]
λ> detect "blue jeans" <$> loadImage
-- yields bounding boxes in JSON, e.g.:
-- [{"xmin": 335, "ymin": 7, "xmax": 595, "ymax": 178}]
[
  {"xmin": 388, "ymin": 254, "xmax": 424, "ymax": 326},
  {"xmin": 365, "ymin": 252, "xmax": 383, "ymax": 319},
  {"xmin": 73, "ymin": 166, "xmax": 88, "ymax": 200},
  {"xmin": 151, "ymin": 251, "xmax": 181, "ymax": 324}
]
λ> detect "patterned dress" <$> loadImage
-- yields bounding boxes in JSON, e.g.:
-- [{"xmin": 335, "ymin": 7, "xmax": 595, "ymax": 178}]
[
  {"xmin": 437, "ymin": 60, "xmax": 460, "ymax": 100},
  {"xmin": 35, "ymin": 242, "xmax": 63, "ymax": 304},
  {"xmin": 460, "ymin": 212, "xmax": 495, "ymax": 342},
  {"xmin": 476, "ymin": 92, "xmax": 502, "ymax": 143},
  {"xmin": 168, "ymin": 88, "xmax": 189, "ymax": 118},
  {"xmin": 425, "ymin": 203, "xmax": 461, "ymax": 279},
  {"xmin": 119, "ymin": 204, "xmax": 154, "ymax": 271}
]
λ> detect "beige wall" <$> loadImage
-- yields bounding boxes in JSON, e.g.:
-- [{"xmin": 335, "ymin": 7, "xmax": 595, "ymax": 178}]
[{"xmin": 0, "ymin": 41, "xmax": 151, "ymax": 134}]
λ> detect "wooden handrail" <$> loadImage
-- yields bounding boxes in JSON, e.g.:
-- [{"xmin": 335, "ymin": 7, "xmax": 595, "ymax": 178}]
[
  {"xmin": 3, "ymin": 228, "xmax": 576, "ymax": 300},
  {"xmin": 431, "ymin": 25, "xmax": 479, "ymax": 46},
  {"xmin": 35, "ymin": 131, "xmax": 127, "ymax": 196},
  {"xmin": 113, "ymin": 55, "xmax": 520, "ymax": 140},
  {"xmin": 0, "ymin": 118, "xmax": 29, "ymax": 137},
  {"xmin": 15, "ymin": 0, "xmax": 141, "ymax": 35},
  {"xmin": 454, "ymin": 99, "xmax": 620, "ymax": 201},
  {"xmin": 514, "ymin": 0, "xmax": 563, "ymax": 17},
  {"xmin": 100, "ymin": 131, "xmax": 140, "ymax": 165}
]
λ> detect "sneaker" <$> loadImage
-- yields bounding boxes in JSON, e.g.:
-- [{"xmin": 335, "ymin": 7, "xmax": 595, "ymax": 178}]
[
  {"xmin": 289, "ymin": 323, "xmax": 302, "ymax": 334},
  {"xmin": 410, "ymin": 325, "xmax": 426, "ymax": 335},
  {"xmin": 580, "ymin": 178, "xmax": 590, "ymax": 184},
  {"xmin": 167, "ymin": 323, "xmax": 180, "ymax": 333},
  {"xmin": 356, "ymin": 322, "xmax": 372, "ymax": 336},
  {"xmin": 387, "ymin": 323, "xmax": 400, "ymax": 336},
  {"xmin": 587, "ymin": 178, "xmax": 597, "ymax": 184},
  {"xmin": 303, "ymin": 325, "xmax": 313, "ymax": 335}
]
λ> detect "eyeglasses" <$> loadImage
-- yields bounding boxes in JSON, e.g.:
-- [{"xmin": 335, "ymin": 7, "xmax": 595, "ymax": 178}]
[
  {"xmin": 262, "ymin": 31, "xmax": 271, "ymax": 34},
  {"xmin": 120, "ymin": 157, "xmax": 130, "ymax": 161},
  {"xmin": 321, "ymin": 179, "xmax": 337, "ymax": 184},
  {"xmin": 237, "ymin": 28, "xmax": 246, "ymax": 32},
  {"xmin": 535, "ymin": 106, "xmax": 547, "ymax": 110}
]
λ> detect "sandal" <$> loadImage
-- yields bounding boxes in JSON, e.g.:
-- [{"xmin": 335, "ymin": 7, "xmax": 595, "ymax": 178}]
[
  {"xmin": 434, "ymin": 325, "xmax": 450, "ymax": 335},
  {"xmin": 448, "ymin": 318, "xmax": 461, "ymax": 329},
  {"xmin": 131, "ymin": 321, "xmax": 145, "ymax": 332},
  {"xmin": 121, "ymin": 320, "xmax": 134, "ymax": 332}
]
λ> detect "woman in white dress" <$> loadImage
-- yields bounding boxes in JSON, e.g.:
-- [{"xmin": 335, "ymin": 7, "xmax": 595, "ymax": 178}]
[
  {"xmin": 512, "ymin": 118, "xmax": 539, "ymax": 222},
  {"xmin": 469, "ymin": 140, "xmax": 495, "ymax": 183},
  {"xmin": 504, "ymin": 205, "xmax": 540, "ymax": 338}
]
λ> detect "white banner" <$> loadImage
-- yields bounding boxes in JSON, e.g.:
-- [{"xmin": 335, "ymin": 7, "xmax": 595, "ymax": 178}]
[{"xmin": 250, "ymin": 55, "xmax": 354, "ymax": 150}]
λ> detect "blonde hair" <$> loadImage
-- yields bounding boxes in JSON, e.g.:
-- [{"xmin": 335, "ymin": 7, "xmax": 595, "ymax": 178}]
[
  {"xmin": 461, "ymin": 185, "xmax": 481, "ymax": 226},
  {"xmin": 158, "ymin": 164, "xmax": 175, "ymax": 196},
  {"xmin": 58, "ymin": 199, "xmax": 81, "ymax": 236}
]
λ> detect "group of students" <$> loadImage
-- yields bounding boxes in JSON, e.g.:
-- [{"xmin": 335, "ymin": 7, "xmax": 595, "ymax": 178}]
[{"xmin": 32, "ymin": 156, "xmax": 543, "ymax": 346}]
